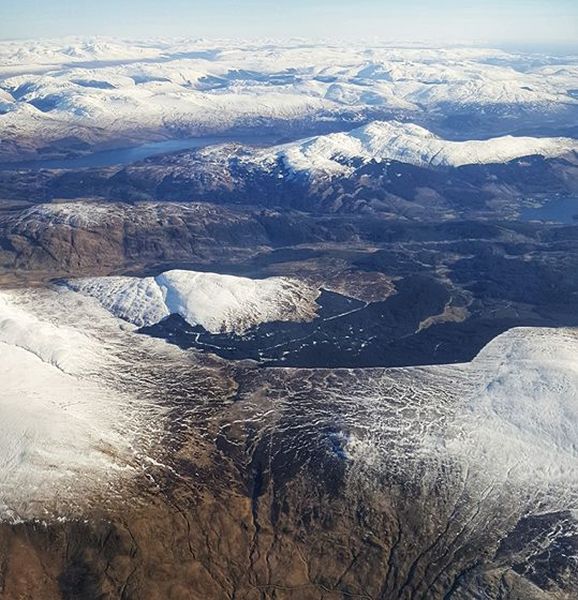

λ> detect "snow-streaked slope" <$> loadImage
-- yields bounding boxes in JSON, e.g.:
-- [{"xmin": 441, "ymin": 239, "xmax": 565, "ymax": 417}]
[
  {"xmin": 0, "ymin": 292, "xmax": 104, "ymax": 374},
  {"xmin": 68, "ymin": 269, "xmax": 319, "ymax": 333},
  {"xmin": 69, "ymin": 275, "xmax": 169, "ymax": 328},
  {"xmin": 0, "ymin": 289, "xmax": 165, "ymax": 521},
  {"xmin": 340, "ymin": 325, "xmax": 578, "ymax": 508},
  {"xmin": 2, "ymin": 278, "xmax": 578, "ymax": 527},
  {"xmin": 261, "ymin": 120, "xmax": 578, "ymax": 177}
]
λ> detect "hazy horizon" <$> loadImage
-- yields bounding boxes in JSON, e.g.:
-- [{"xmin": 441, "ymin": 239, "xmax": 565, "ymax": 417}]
[{"xmin": 1, "ymin": 0, "xmax": 577, "ymax": 47}]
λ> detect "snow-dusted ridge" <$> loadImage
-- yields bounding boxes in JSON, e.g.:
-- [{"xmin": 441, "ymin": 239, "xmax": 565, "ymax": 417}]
[
  {"xmin": 339, "ymin": 325, "xmax": 578, "ymax": 512},
  {"xmin": 461, "ymin": 327, "xmax": 578, "ymax": 479},
  {"xmin": 67, "ymin": 269, "xmax": 320, "ymax": 333},
  {"xmin": 256, "ymin": 120, "xmax": 578, "ymax": 177}
]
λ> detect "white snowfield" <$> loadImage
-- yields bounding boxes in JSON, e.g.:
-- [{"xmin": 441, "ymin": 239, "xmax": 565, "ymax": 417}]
[
  {"xmin": 1, "ymin": 38, "xmax": 577, "ymax": 158},
  {"xmin": 68, "ymin": 269, "xmax": 320, "ymax": 333},
  {"xmin": 257, "ymin": 120, "xmax": 578, "ymax": 176},
  {"xmin": 0, "ymin": 289, "xmax": 165, "ymax": 521}
]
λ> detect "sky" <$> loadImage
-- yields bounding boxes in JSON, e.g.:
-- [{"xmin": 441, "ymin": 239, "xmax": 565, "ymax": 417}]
[{"xmin": 1, "ymin": 0, "xmax": 577, "ymax": 47}]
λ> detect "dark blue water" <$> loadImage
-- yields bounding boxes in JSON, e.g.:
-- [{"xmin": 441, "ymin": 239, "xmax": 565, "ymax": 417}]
[
  {"xmin": 0, "ymin": 135, "xmax": 274, "ymax": 171},
  {"xmin": 520, "ymin": 197, "xmax": 578, "ymax": 224}
]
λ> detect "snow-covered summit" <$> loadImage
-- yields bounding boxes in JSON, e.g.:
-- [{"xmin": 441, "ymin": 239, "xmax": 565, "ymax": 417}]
[
  {"xmin": 68, "ymin": 269, "xmax": 319, "ymax": 333},
  {"xmin": 260, "ymin": 120, "xmax": 578, "ymax": 177}
]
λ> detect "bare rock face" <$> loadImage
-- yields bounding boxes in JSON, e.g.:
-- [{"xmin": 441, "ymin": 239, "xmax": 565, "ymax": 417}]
[{"xmin": 0, "ymin": 202, "xmax": 269, "ymax": 276}]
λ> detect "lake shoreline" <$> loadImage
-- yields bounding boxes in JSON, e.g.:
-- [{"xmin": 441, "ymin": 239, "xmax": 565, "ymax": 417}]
[{"xmin": 0, "ymin": 134, "xmax": 281, "ymax": 171}]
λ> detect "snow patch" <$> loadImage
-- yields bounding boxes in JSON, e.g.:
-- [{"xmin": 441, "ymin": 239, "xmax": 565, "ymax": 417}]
[{"xmin": 67, "ymin": 269, "xmax": 320, "ymax": 333}]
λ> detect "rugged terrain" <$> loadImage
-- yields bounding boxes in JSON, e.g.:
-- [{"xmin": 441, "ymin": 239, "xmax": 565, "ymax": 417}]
[
  {"xmin": 1, "ymin": 40, "xmax": 578, "ymax": 600},
  {"xmin": 1, "ymin": 288, "xmax": 578, "ymax": 600},
  {"xmin": 1, "ymin": 40, "xmax": 578, "ymax": 163}
]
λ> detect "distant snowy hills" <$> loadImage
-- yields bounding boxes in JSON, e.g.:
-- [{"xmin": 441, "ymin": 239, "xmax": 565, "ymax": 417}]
[
  {"xmin": 1, "ymin": 38, "xmax": 577, "ymax": 161},
  {"xmin": 100, "ymin": 121, "xmax": 576, "ymax": 215},
  {"xmin": 68, "ymin": 270, "xmax": 319, "ymax": 333}
]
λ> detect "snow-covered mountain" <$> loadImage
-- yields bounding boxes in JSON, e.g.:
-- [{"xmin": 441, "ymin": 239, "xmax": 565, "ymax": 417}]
[
  {"xmin": 129, "ymin": 120, "xmax": 577, "ymax": 210},
  {"xmin": 67, "ymin": 269, "xmax": 319, "ymax": 333},
  {"xmin": 1, "ymin": 38, "xmax": 577, "ymax": 161},
  {"xmin": 5, "ymin": 282, "xmax": 578, "ymax": 533},
  {"xmin": 255, "ymin": 120, "xmax": 578, "ymax": 177},
  {"xmin": 4, "ymin": 36, "xmax": 578, "ymax": 597},
  {"xmin": 10, "ymin": 121, "xmax": 573, "ymax": 218},
  {"xmin": 343, "ymin": 324, "xmax": 578, "ymax": 495}
]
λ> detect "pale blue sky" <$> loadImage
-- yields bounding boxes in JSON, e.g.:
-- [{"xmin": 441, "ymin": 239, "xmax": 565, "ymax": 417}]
[{"xmin": 1, "ymin": 0, "xmax": 577, "ymax": 46}]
